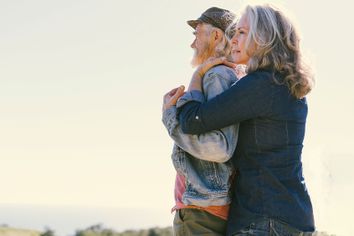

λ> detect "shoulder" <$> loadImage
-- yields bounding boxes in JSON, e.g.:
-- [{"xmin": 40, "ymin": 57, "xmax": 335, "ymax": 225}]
[
  {"xmin": 204, "ymin": 65, "xmax": 237, "ymax": 82},
  {"xmin": 233, "ymin": 69, "xmax": 284, "ymax": 99},
  {"xmin": 241, "ymin": 69, "xmax": 273, "ymax": 84},
  {"xmin": 202, "ymin": 65, "xmax": 237, "ymax": 95},
  {"xmin": 250, "ymin": 69, "xmax": 272, "ymax": 78}
]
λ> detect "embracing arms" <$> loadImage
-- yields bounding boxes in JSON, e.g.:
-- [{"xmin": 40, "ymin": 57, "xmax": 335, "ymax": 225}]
[
  {"xmin": 178, "ymin": 70, "xmax": 273, "ymax": 134},
  {"xmin": 162, "ymin": 66, "xmax": 239, "ymax": 163}
]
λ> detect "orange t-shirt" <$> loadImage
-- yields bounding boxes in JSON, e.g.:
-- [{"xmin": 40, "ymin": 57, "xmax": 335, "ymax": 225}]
[{"xmin": 172, "ymin": 173, "xmax": 229, "ymax": 220}]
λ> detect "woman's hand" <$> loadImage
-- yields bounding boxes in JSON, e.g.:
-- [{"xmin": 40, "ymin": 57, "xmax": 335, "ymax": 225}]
[
  {"xmin": 195, "ymin": 57, "xmax": 237, "ymax": 79},
  {"xmin": 162, "ymin": 85, "xmax": 185, "ymax": 111},
  {"xmin": 188, "ymin": 57, "xmax": 237, "ymax": 92}
]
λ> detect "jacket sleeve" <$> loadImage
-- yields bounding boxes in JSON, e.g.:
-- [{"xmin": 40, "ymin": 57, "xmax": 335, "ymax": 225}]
[
  {"xmin": 162, "ymin": 67, "xmax": 239, "ymax": 163},
  {"xmin": 177, "ymin": 71, "xmax": 274, "ymax": 135}
]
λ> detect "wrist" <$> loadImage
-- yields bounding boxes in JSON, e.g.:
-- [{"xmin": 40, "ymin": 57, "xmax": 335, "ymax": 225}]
[{"xmin": 163, "ymin": 103, "xmax": 173, "ymax": 112}]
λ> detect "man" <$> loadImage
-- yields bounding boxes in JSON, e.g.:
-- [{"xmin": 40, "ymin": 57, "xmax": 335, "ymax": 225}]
[{"xmin": 162, "ymin": 7, "xmax": 241, "ymax": 236}]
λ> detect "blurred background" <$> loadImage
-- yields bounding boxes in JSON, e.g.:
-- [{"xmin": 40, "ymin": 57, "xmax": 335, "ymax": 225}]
[{"xmin": 0, "ymin": 0, "xmax": 353, "ymax": 235}]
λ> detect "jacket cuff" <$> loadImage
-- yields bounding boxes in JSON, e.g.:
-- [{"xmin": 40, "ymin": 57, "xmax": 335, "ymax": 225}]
[
  {"xmin": 176, "ymin": 90, "xmax": 204, "ymax": 108},
  {"xmin": 162, "ymin": 106, "xmax": 178, "ymax": 131}
]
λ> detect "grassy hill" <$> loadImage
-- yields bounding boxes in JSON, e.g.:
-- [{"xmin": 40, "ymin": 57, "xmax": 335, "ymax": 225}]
[
  {"xmin": 0, "ymin": 227, "xmax": 40, "ymax": 236},
  {"xmin": 74, "ymin": 225, "xmax": 336, "ymax": 236},
  {"xmin": 0, "ymin": 225, "xmax": 336, "ymax": 236}
]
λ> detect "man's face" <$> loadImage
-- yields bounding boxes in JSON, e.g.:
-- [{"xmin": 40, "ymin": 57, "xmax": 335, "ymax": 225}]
[{"xmin": 190, "ymin": 23, "xmax": 213, "ymax": 67}]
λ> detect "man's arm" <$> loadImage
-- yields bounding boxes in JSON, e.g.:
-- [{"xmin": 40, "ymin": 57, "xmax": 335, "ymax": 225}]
[{"xmin": 162, "ymin": 66, "xmax": 239, "ymax": 163}]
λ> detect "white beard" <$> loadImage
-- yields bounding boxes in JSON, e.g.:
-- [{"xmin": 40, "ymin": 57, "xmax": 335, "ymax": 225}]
[
  {"xmin": 191, "ymin": 49, "xmax": 202, "ymax": 67},
  {"xmin": 190, "ymin": 39, "xmax": 213, "ymax": 67}
]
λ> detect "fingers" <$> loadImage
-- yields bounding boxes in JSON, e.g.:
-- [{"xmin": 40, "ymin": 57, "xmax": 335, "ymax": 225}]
[
  {"xmin": 204, "ymin": 57, "xmax": 235, "ymax": 70},
  {"xmin": 206, "ymin": 56, "xmax": 225, "ymax": 66},
  {"xmin": 170, "ymin": 85, "xmax": 185, "ymax": 101},
  {"xmin": 223, "ymin": 60, "xmax": 237, "ymax": 68},
  {"xmin": 165, "ymin": 87, "xmax": 179, "ymax": 97},
  {"xmin": 197, "ymin": 57, "xmax": 224, "ymax": 78},
  {"xmin": 163, "ymin": 85, "xmax": 185, "ymax": 111}
]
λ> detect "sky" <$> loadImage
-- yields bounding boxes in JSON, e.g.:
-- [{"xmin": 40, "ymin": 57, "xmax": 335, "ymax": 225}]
[{"xmin": 0, "ymin": 0, "xmax": 353, "ymax": 235}]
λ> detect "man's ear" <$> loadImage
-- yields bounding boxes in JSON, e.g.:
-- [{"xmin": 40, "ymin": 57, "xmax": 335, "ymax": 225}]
[
  {"xmin": 213, "ymin": 30, "xmax": 219, "ymax": 40},
  {"xmin": 213, "ymin": 29, "xmax": 223, "ymax": 42}
]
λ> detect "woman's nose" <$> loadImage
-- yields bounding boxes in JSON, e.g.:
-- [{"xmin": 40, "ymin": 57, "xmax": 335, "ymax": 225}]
[{"xmin": 231, "ymin": 35, "xmax": 238, "ymax": 44}]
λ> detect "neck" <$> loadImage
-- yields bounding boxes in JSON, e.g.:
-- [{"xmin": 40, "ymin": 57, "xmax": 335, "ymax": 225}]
[{"xmin": 201, "ymin": 51, "xmax": 216, "ymax": 64}]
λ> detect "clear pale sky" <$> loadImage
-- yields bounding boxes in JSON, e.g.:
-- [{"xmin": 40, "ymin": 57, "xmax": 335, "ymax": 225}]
[{"xmin": 0, "ymin": 0, "xmax": 353, "ymax": 235}]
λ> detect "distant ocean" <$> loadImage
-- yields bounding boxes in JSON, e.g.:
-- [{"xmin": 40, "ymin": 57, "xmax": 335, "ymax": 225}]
[{"xmin": 0, "ymin": 204, "xmax": 173, "ymax": 236}]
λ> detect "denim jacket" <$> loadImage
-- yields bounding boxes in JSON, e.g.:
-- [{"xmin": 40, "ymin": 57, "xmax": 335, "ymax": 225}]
[
  {"xmin": 162, "ymin": 65, "xmax": 239, "ymax": 207},
  {"xmin": 177, "ymin": 69, "xmax": 315, "ymax": 233}
]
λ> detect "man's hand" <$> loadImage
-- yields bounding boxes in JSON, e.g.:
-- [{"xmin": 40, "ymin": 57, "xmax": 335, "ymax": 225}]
[{"xmin": 162, "ymin": 85, "xmax": 185, "ymax": 111}]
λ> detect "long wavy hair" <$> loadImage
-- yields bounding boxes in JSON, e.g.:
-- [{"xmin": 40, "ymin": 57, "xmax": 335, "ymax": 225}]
[{"xmin": 243, "ymin": 5, "xmax": 314, "ymax": 99}]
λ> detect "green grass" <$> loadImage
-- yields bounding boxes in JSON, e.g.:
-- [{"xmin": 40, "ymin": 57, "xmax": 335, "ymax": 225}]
[{"xmin": 0, "ymin": 227, "xmax": 41, "ymax": 236}]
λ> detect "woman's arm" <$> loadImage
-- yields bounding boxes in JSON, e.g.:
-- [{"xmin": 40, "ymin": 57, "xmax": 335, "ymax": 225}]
[
  {"xmin": 162, "ymin": 57, "xmax": 236, "ymax": 112},
  {"xmin": 178, "ymin": 71, "xmax": 274, "ymax": 134}
]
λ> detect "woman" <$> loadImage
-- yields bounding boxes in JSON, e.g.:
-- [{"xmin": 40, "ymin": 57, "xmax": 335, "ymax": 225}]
[{"xmin": 164, "ymin": 4, "xmax": 315, "ymax": 236}]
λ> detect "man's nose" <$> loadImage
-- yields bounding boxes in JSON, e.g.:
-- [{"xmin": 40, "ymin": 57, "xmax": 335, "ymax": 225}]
[{"xmin": 190, "ymin": 39, "xmax": 196, "ymax": 48}]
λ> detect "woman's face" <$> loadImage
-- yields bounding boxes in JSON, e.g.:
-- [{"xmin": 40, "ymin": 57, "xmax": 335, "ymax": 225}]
[{"xmin": 231, "ymin": 14, "xmax": 251, "ymax": 65}]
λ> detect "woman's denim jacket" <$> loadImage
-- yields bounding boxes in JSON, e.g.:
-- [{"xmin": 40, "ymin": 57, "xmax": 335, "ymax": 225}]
[
  {"xmin": 177, "ymin": 70, "xmax": 315, "ymax": 233},
  {"xmin": 162, "ymin": 65, "xmax": 239, "ymax": 207}
]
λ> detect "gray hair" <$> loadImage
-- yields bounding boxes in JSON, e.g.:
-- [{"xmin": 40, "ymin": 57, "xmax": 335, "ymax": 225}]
[
  {"xmin": 244, "ymin": 4, "xmax": 314, "ymax": 98},
  {"xmin": 203, "ymin": 23, "xmax": 232, "ymax": 59}
]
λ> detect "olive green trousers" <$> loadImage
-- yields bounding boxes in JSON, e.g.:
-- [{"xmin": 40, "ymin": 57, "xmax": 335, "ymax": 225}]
[{"xmin": 173, "ymin": 208, "xmax": 227, "ymax": 236}]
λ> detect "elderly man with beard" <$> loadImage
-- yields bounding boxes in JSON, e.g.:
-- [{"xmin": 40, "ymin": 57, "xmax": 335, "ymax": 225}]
[{"xmin": 162, "ymin": 7, "xmax": 243, "ymax": 236}]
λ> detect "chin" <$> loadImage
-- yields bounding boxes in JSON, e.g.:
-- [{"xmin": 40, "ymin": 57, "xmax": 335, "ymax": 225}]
[
  {"xmin": 231, "ymin": 55, "xmax": 238, "ymax": 63},
  {"xmin": 233, "ymin": 57, "xmax": 245, "ymax": 65},
  {"xmin": 191, "ymin": 57, "xmax": 201, "ymax": 68},
  {"xmin": 190, "ymin": 61, "xmax": 198, "ymax": 68}
]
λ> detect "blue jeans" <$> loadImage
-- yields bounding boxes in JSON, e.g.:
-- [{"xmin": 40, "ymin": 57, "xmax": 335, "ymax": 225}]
[{"xmin": 231, "ymin": 218, "xmax": 314, "ymax": 236}]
